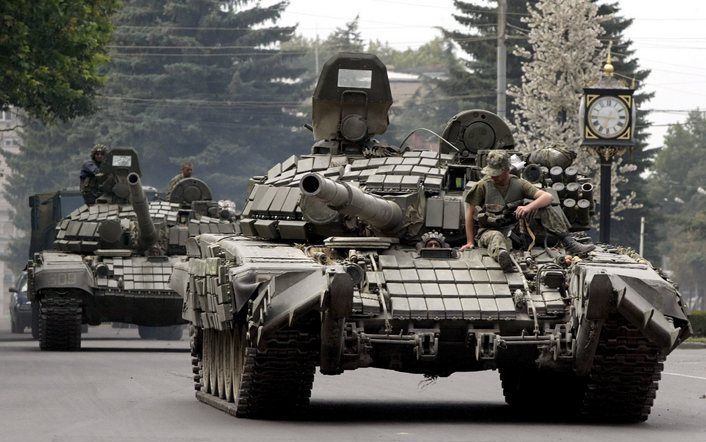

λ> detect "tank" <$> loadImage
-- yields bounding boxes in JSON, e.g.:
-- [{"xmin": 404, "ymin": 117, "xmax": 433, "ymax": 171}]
[
  {"xmin": 172, "ymin": 53, "xmax": 691, "ymax": 421},
  {"xmin": 27, "ymin": 148, "xmax": 239, "ymax": 350}
]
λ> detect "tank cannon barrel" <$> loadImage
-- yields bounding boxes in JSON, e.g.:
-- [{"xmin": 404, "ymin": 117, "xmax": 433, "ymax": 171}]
[
  {"xmin": 127, "ymin": 172, "xmax": 158, "ymax": 249},
  {"xmin": 300, "ymin": 172, "xmax": 404, "ymax": 232}
]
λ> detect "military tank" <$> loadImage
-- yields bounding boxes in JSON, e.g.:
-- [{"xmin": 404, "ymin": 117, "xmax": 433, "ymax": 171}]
[
  {"xmin": 172, "ymin": 53, "xmax": 691, "ymax": 421},
  {"xmin": 27, "ymin": 148, "xmax": 238, "ymax": 350}
]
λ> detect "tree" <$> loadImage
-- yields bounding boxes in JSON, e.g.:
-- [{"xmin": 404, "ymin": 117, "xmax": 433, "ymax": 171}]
[
  {"xmin": 10, "ymin": 0, "xmax": 309, "ymax": 197},
  {"xmin": 326, "ymin": 15, "xmax": 364, "ymax": 53},
  {"xmin": 0, "ymin": 0, "xmax": 120, "ymax": 123},
  {"xmin": 368, "ymin": 37, "xmax": 448, "ymax": 71},
  {"xmin": 440, "ymin": 0, "xmax": 536, "ymax": 115},
  {"xmin": 509, "ymin": 0, "xmax": 650, "ymax": 245},
  {"xmin": 4, "ymin": 0, "xmax": 309, "ymax": 270},
  {"xmin": 648, "ymin": 110, "xmax": 706, "ymax": 310},
  {"xmin": 510, "ymin": 0, "xmax": 604, "ymax": 155},
  {"xmin": 2, "ymin": 118, "xmax": 85, "ymax": 268},
  {"xmin": 440, "ymin": 1, "xmax": 655, "ymax": 254}
]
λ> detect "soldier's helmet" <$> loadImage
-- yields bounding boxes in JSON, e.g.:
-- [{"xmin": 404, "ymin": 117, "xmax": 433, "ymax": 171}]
[
  {"xmin": 482, "ymin": 150, "xmax": 511, "ymax": 177},
  {"xmin": 91, "ymin": 143, "xmax": 109, "ymax": 160}
]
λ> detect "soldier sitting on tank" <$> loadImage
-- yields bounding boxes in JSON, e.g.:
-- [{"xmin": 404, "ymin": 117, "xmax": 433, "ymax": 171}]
[
  {"xmin": 80, "ymin": 144, "xmax": 109, "ymax": 205},
  {"xmin": 460, "ymin": 150, "xmax": 595, "ymax": 272},
  {"xmin": 167, "ymin": 161, "xmax": 193, "ymax": 197}
]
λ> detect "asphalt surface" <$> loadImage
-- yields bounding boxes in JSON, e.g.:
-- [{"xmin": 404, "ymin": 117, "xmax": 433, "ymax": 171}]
[{"xmin": 0, "ymin": 315, "xmax": 705, "ymax": 442}]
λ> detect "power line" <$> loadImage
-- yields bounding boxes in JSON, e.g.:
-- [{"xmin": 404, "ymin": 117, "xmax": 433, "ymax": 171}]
[{"xmin": 109, "ymin": 51, "xmax": 305, "ymax": 57}]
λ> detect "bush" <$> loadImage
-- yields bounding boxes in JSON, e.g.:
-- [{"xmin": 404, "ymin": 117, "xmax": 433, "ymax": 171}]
[{"xmin": 689, "ymin": 311, "xmax": 706, "ymax": 337}]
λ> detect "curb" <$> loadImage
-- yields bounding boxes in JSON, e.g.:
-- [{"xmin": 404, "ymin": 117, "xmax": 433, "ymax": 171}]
[{"xmin": 679, "ymin": 342, "xmax": 706, "ymax": 349}]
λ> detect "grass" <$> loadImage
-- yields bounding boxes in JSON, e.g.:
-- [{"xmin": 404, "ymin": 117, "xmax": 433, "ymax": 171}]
[{"xmin": 686, "ymin": 336, "xmax": 706, "ymax": 344}]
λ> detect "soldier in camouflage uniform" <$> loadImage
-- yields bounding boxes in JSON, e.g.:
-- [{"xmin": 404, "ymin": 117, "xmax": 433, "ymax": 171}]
[
  {"xmin": 166, "ymin": 161, "xmax": 194, "ymax": 197},
  {"xmin": 461, "ymin": 150, "xmax": 594, "ymax": 272},
  {"xmin": 80, "ymin": 144, "xmax": 109, "ymax": 205}
]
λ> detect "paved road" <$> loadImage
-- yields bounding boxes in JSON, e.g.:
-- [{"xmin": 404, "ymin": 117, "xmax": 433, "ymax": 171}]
[{"xmin": 1, "ymin": 315, "xmax": 704, "ymax": 442}]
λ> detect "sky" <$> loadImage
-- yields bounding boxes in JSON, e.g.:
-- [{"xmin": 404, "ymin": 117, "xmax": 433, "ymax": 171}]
[{"xmin": 273, "ymin": 0, "xmax": 706, "ymax": 150}]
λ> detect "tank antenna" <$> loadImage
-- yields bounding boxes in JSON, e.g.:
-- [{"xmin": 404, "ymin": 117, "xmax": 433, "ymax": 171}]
[{"xmin": 399, "ymin": 127, "xmax": 460, "ymax": 152}]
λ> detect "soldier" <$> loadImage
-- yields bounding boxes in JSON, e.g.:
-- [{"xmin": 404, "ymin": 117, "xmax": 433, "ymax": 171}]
[
  {"xmin": 80, "ymin": 144, "xmax": 109, "ymax": 205},
  {"xmin": 167, "ymin": 161, "xmax": 193, "ymax": 196},
  {"xmin": 461, "ymin": 150, "xmax": 595, "ymax": 272}
]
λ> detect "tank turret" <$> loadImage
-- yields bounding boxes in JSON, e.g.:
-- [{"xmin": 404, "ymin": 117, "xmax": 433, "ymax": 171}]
[
  {"xmin": 300, "ymin": 172, "xmax": 404, "ymax": 233},
  {"xmin": 127, "ymin": 172, "xmax": 158, "ymax": 251}
]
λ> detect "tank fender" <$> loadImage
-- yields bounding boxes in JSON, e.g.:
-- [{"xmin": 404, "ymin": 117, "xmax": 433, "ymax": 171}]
[
  {"xmin": 581, "ymin": 271, "xmax": 686, "ymax": 353},
  {"xmin": 170, "ymin": 258, "xmax": 190, "ymax": 297},
  {"xmin": 320, "ymin": 270, "xmax": 354, "ymax": 375},
  {"xmin": 616, "ymin": 286, "xmax": 682, "ymax": 351},
  {"xmin": 231, "ymin": 270, "xmax": 263, "ymax": 314},
  {"xmin": 326, "ymin": 271, "xmax": 354, "ymax": 319},
  {"xmin": 245, "ymin": 265, "xmax": 329, "ymax": 344},
  {"xmin": 31, "ymin": 260, "xmax": 94, "ymax": 300}
]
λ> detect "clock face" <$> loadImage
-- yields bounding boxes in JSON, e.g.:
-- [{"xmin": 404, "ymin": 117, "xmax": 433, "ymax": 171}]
[{"xmin": 587, "ymin": 96, "xmax": 629, "ymax": 138}]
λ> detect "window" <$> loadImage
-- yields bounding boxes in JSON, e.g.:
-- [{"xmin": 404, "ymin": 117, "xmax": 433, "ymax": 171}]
[
  {"xmin": 0, "ymin": 110, "xmax": 13, "ymax": 121},
  {"xmin": 337, "ymin": 69, "xmax": 372, "ymax": 89}
]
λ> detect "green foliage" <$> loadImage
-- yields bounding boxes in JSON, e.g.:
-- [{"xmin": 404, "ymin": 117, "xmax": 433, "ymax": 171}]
[
  {"xmin": 688, "ymin": 311, "xmax": 706, "ymax": 337},
  {"xmin": 439, "ymin": 0, "xmax": 536, "ymax": 115},
  {"xmin": 0, "ymin": 0, "xmax": 120, "ymax": 122},
  {"xmin": 12, "ymin": 0, "xmax": 309, "ymax": 197},
  {"xmin": 2, "ymin": 117, "xmax": 83, "ymax": 268},
  {"xmin": 369, "ymin": 38, "xmax": 448, "ymax": 71},
  {"xmin": 442, "ymin": 0, "xmax": 656, "ymax": 256},
  {"xmin": 648, "ymin": 110, "xmax": 706, "ymax": 309},
  {"xmin": 4, "ymin": 0, "xmax": 309, "ymax": 271}
]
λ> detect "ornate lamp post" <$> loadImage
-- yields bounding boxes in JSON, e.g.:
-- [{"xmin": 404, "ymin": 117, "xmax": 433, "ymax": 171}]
[{"xmin": 579, "ymin": 46, "xmax": 637, "ymax": 243}]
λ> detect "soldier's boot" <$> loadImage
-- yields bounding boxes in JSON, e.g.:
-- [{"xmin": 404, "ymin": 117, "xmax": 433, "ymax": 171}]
[
  {"xmin": 559, "ymin": 234, "xmax": 595, "ymax": 256},
  {"xmin": 497, "ymin": 249, "xmax": 515, "ymax": 273}
]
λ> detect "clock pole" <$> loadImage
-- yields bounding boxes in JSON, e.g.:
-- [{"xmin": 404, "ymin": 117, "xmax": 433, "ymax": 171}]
[{"xmin": 599, "ymin": 152, "xmax": 612, "ymax": 243}]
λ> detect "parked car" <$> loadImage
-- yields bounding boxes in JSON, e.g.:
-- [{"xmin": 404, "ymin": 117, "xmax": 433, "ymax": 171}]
[{"xmin": 9, "ymin": 271, "xmax": 33, "ymax": 334}]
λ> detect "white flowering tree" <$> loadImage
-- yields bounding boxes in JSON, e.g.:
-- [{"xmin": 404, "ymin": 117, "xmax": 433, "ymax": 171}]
[{"xmin": 509, "ymin": 0, "xmax": 638, "ymax": 216}]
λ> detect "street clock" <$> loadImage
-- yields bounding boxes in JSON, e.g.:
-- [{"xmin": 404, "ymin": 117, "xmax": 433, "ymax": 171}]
[{"xmin": 579, "ymin": 49, "xmax": 636, "ymax": 148}]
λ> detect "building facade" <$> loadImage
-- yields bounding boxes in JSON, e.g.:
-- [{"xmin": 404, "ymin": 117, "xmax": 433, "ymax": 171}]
[{"xmin": 0, "ymin": 107, "xmax": 21, "ymax": 313}]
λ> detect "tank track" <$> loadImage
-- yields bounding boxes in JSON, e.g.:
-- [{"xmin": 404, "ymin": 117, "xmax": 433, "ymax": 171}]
[
  {"xmin": 499, "ymin": 317, "xmax": 664, "ymax": 422},
  {"xmin": 38, "ymin": 296, "xmax": 82, "ymax": 351},
  {"xmin": 579, "ymin": 317, "xmax": 664, "ymax": 422},
  {"xmin": 194, "ymin": 324, "xmax": 318, "ymax": 418}
]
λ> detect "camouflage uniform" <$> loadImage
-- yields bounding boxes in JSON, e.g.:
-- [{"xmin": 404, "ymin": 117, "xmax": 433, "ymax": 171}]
[
  {"xmin": 167, "ymin": 173, "xmax": 185, "ymax": 196},
  {"xmin": 465, "ymin": 151, "xmax": 572, "ymax": 259},
  {"xmin": 80, "ymin": 144, "xmax": 109, "ymax": 205}
]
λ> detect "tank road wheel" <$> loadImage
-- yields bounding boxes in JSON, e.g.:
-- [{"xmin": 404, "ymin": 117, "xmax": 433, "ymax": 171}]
[
  {"xmin": 202, "ymin": 329, "xmax": 212, "ymax": 394},
  {"xmin": 31, "ymin": 303, "xmax": 40, "ymax": 340},
  {"xmin": 38, "ymin": 296, "xmax": 82, "ymax": 351},
  {"xmin": 10, "ymin": 316, "xmax": 21, "ymax": 333},
  {"xmin": 216, "ymin": 330, "xmax": 226, "ymax": 399},
  {"xmin": 223, "ymin": 329, "xmax": 234, "ymax": 403},
  {"xmin": 208, "ymin": 330, "xmax": 218, "ymax": 395},
  {"xmin": 579, "ymin": 318, "xmax": 665, "ymax": 423},
  {"xmin": 138, "ymin": 326, "xmax": 154, "ymax": 340}
]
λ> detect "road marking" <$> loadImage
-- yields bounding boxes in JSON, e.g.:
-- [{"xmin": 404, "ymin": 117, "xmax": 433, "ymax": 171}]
[{"xmin": 664, "ymin": 372, "xmax": 706, "ymax": 381}]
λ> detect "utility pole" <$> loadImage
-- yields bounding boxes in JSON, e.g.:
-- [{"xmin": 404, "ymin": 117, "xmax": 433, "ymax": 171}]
[
  {"xmin": 314, "ymin": 35, "xmax": 320, "ymax": 74},
  {"xmin": 639, "ymin": 216, "xmax": 645, "ymax": 256},
  {"xmin": 496, "ymin": 0, "xmax": 507, "ymax": 120}
]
